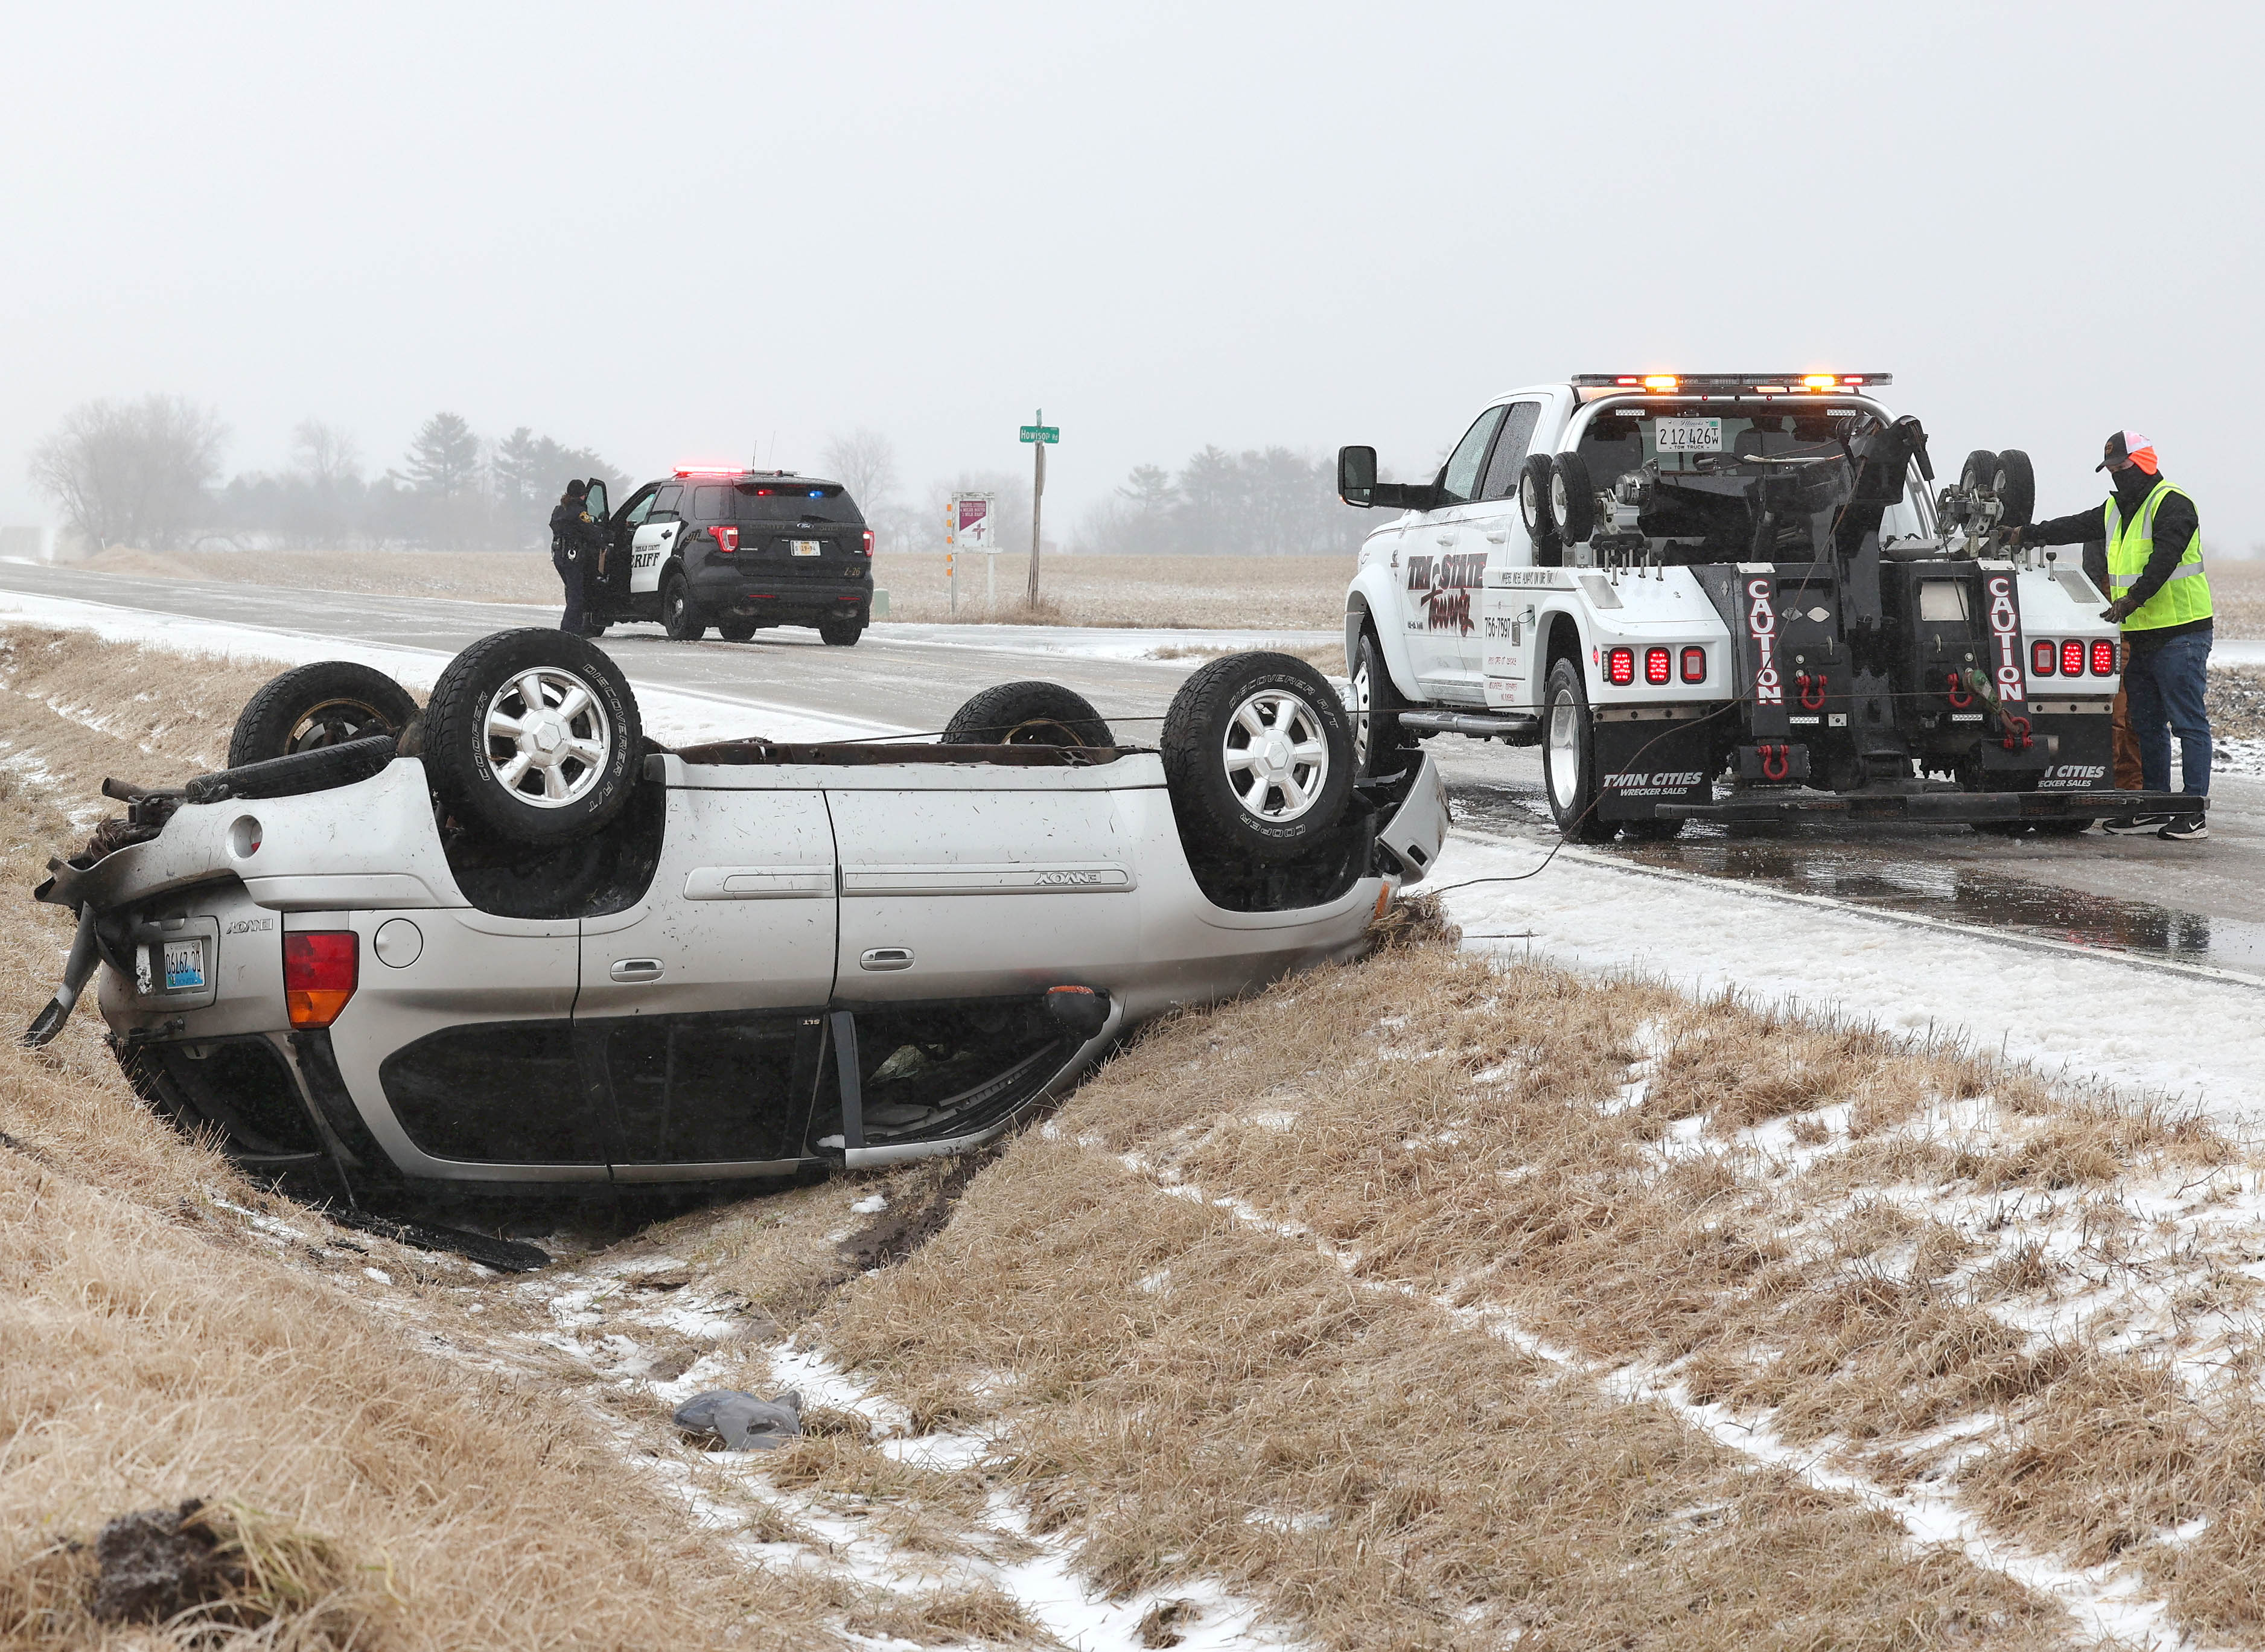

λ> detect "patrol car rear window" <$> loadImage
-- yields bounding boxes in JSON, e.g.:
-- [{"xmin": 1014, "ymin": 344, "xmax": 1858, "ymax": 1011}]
[
  {"xmin": 692, "ymin": 485, "xmax": 728, "ymax": 520},
  {"xmin": 732, "ymin": 484, "xmax": 862, "ymax": 526}
]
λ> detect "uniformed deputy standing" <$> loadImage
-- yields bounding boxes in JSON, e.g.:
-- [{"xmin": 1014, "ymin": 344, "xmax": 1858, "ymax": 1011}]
[
  {"xmin": 2008, "ymin": 431, "xmax": 2212, "ymax": 841},
  {"xmin": 548, "ymin": 479, "xmax": 604, "ymax": 636}
]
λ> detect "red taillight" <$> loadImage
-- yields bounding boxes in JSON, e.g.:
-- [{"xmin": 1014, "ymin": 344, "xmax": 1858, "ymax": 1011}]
[
  {"xmin": 2092, "ymin": 639, "xmax": 2117, "ymax": 677},
  {"xmin": 2061, "ymin": 639, "xmax": 2085, "ymax": 677},
  {"xmin": 861, "ymin": 529, "xmax": 874, "ymax": 557},
  {"xmin": 2031, "ymin": 639, "xmax": 2056, "ymax": 675},
  {"xmin": 1680, "ymin": 645, "xmax": 1706, "ymax": 684},
  {"xmin": 284, "ymin": 931, "xmax": 357, "ymax": 1029},
  {"xmin": 707, "ymin": 525, "xmax": 739, "ymax": 555},
  {"xmin": 1607, "ymin": 648, "xmax": 1634, "ymax": 686},
  {"xmin": 1644, "ymin": 647, "xmax": 1671, "ymax": 685}
]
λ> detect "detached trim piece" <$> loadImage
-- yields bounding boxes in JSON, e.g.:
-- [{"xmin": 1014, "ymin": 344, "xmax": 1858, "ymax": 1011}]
[
  {"xmin": 841, "ymin": 863, "xmax": 1135, "ymax": 896},
  {"xmin": 682, "ymin": 866, "xmax": 833, "ymax": 901}
]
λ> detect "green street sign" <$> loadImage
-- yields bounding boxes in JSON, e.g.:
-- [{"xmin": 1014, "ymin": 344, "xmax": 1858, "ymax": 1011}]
[{"xmin": 1019, "ymin": 425, "xmax": 1060, "ymax": 444}]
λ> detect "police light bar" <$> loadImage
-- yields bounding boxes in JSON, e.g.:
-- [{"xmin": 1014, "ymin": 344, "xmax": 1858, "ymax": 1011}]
[
  {"xmin": 1573, "ymin": 372, "xmax": 1890, "ymax": 392},
  {"xmin": 674, "ymin": 466, "xmax": 745, "ymax": 477}
]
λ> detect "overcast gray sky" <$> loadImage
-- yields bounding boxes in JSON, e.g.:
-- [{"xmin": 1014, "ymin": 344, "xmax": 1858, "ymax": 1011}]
[{"xmin": 5, "ymin": 2, "xmax": 2259, "ymax": 544}]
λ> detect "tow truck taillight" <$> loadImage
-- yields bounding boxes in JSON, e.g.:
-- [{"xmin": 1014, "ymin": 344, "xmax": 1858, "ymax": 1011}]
[
  {"xmin": 708, "ymin": 526, "xmax": 739, "ymax": 555},
  {"xmin": 1606, "ymin": 648, "xmax": 1634, "ymax": 686},
  {"xmin": 862, "ymin": 529, "xmax": 874, "ymax": 557},
  {"xmin": 2092, "ymin": 639, "xmax": 2118, "ymax": 676},
  {"xmin": 1644, "ymin": 647, "xmax": 1671, "ymax": 685},
  {"xmin": 1680, "ymin": 646, "xmax": 1706, "ymax": 684},
  {"xmin": 2061, "ymin": 639, "xmax": 2085, "ymax": 677},
  {"xmin": 2031, "ymin": 639, "xmax": 2056, "ymax": 675},
  {"xmin": 284, "ymin": 931, "xmax": 357, "ymax": 1029}
]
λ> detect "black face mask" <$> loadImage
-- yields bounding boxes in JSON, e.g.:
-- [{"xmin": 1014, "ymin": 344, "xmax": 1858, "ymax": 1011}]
[{"xmin": 2112, "ymin": 465, "xmax": 2158, "ymax": 511}]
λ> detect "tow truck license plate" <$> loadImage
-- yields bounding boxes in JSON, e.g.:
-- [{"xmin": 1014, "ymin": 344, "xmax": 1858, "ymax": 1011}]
[
  {"xmin": 791, "ymin": 540, "xmax": 821, "ymax": 557},
  {"xmin": 162, "ymin": 939, "xmax": 206, "ymax": 991},
  {"xmin": 1653, "ymin": 418, "xmax": 1724, "ymax": 454}
]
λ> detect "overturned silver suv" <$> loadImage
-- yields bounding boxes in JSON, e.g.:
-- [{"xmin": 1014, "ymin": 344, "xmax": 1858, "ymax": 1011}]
[{"xmin": 31, "ymin": 631, "xmax": 1446, "ymax": 1213}]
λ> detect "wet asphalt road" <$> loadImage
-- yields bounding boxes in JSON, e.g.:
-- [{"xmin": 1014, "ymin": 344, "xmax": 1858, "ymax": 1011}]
[{"xmin": 0, "ymin": 560, "xmax": 2256, "ymax": 983}]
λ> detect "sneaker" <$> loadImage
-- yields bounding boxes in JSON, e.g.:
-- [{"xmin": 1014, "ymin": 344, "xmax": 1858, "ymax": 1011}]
[
  {"xmin": 2158, "ymin": 814, "xmax": 2209, "ymax": 841},
  {"xmin": 2100, "ymin": 814, "xmax": 2173, "ymax": 834}
]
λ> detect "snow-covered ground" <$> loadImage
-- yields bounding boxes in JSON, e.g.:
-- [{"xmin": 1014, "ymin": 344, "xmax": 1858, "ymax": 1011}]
[
  {"xmin": 873, "ymin": 620, "xmax": 1338, "ymax": 665},
  {"xmin": 1434, "ymin": 834, "xmax": 2265, "ymax": 1126}
]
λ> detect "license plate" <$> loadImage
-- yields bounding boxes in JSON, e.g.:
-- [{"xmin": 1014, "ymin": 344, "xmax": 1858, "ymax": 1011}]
[
  {"xmin": 1653, "ymin": 417, "xmax": 1724, "ymax": 454},
  {"xmin": 162, "ymin": 939, "xmax": 206, "ymax": 991},
  {"xmin": 790, "ymin": 540, "xmax": 822, "ymax": 557}
]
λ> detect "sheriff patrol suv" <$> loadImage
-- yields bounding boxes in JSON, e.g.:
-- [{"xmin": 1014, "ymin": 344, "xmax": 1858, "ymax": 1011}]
[
  {"xmin": 1338, "ymin": 372, "xmax": 2193, "ymax": 840},
  {"xmin": 577, "ymin": 470, "xmax": 874, "ymax": 646}
]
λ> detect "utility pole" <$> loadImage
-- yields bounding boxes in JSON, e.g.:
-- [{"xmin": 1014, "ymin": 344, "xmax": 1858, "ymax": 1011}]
[{"xmin": 1018, "ymin": 407, "xmax": 1059, "ymax": 610}]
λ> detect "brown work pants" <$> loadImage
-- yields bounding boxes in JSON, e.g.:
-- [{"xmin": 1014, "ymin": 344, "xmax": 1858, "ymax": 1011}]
[{"xmin": 2111, "ymin": 640, "xmax": 2144, "ymax": 789}]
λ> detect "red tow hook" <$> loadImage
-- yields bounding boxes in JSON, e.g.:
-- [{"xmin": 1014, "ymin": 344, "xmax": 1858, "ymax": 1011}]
[
  {"xmin": 1760, "ymin": 743, "xmax": 1790, "ymax": 782},
  {"xmin": 2001, "ymin": 714, "xmax": 2033, "ymax": 753},
  {"xmin": 1945, "ymin": 671, "xmax": 1973, "ymax": 709},
  {"xmin": 1796, "ymin": 671, "xmax": 1827, "ymax": 711}
]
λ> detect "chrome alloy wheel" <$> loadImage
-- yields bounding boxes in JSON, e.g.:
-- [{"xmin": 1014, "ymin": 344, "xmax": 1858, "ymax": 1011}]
[
  {"xmin": 1221, "ymin": 687, "xmax": 1331, "ymax": 824},
  {"xmin": 483, "ymin": 667, "xmax": 613, "ymax": 807},
  {"xmin": 1546, "ymin": 686, "xmax": 1582, "ymax": 812},
  {"xmin": 1350, "ymin": 655, "xmax": 1375, "ymax": 770}
]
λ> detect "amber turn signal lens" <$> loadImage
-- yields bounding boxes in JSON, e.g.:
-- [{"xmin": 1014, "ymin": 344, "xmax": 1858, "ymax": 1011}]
[{"xmin": 284, "ymin": 931, "xmax": 358, "ymax": 1029}]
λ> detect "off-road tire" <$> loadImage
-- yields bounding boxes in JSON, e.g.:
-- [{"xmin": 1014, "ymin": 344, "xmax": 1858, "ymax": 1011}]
[
  {"xmin": 1550, "ymin": 452, "xmax": 1597, "ymax": 545},
  {"xmin": 1162, "ymin": 652, "xmax": 1354, "ymax": 862},
  {"xmin": 186, "ymin": 736, "xmax": 398, "ymax": 806},
  {"xmin": 1541, "ymin": 657, "xmax": 1614, "ymax": 842},
  {"xmin": 1350, "ymin": 627, "xmax": 1416, "ymax": 780},
  {"xmin": 941, "ymin": 681, "xmax": 1114, "ymax": 747},
  {"xmin": 718, "ymin": 620, "xmax": 758, "ymax": 643},
  {"xmin": 1960, "ymin": 450, "xmax": 2001, "ymax": 495},
  {"xmin": 422, "ymin": 629, "xmax": 643, "ymax": 847},
  {"xmin": 661, "ymin": 569, "xmax": 708, "ymax": 641},
  {"xmin": 1992, "ymin": 449, "xmax": 2037, "ymax": 528},
  {"xmin": 818, "ymin": 614, "xmax": 865, "ymax": 647},
  {"xmin": 226, "ymin": 660, "xmax": 419, "ymax": 768}
]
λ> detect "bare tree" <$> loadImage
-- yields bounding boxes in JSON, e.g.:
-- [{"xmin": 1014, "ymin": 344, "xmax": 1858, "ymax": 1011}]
[
  {"xmin": 289, "ymin": 419, "xmax": 362, "ymax": 487},
  {"xmin": 821, "ymin": 428, "xmax": 900, "ymax": 512},
  {"xmin": 28, "ymin": 395, "xmax": 228, "ymax": 552}
]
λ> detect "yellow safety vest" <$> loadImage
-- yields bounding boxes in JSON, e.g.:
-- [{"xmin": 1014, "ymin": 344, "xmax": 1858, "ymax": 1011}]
[{"xmin": 2104, "ymin": 479, "xmax": 2211, "ymax": 631}]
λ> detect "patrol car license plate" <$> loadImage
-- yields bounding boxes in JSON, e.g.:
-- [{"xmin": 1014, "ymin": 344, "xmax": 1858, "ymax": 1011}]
[
  {"xmin": 1653, "ymin": 418, "xmax": 1724, "ymax": 454},
  {"xmin": 162, "ymin": 939, "xmax": 205, "ymax": 991},
  {"xmin": 790, "ymin": 540, "xmax": 821, "ymax": 557}
]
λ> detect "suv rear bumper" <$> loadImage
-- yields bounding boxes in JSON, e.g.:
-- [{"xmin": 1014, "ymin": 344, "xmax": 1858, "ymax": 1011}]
[{"xmin": 695, "ymin": 567, "xmax": 869, "ymax": 622}]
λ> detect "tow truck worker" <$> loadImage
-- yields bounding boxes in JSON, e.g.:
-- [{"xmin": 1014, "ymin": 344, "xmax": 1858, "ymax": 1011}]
[
  {"xmin": 2008, "ymin": 431, "xmax": 2211, "ymax": 841},
  {"xmin": 548, "ymin": 479, "xmax": 603, "ymax": 636}
]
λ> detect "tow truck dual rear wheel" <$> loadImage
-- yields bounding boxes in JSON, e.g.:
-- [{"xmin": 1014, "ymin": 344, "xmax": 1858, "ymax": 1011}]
[{"xmin": 1541, "ymin": 658, "xmax": 1614, "ymax": 843}]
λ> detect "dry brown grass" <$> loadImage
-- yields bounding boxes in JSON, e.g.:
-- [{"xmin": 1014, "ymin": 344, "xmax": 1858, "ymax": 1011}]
[{"xmin": 2211, "ymin": 560, "xmax": 2265, "ymax": 640}]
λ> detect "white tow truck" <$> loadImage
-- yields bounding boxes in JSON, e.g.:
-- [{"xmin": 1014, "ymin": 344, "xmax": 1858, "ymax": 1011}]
[{"xmin": 1338, "ymin": 371, "xmax": 2191, "ymax": 838}]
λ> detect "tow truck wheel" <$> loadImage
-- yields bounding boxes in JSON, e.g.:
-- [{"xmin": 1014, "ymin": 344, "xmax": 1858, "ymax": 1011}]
[
  {"xmin": 1351, "ymin": 628, "xmax": 1415, "ymax": 780},
  {"xmin": 661, "ymin": 569, "xmax": 709, "ymax": 641},
  {"xmin": 1959, "ymin": 450, "xmax": 2000, "ymax": 495},
  {"xmin": 1992, "ymin": 450, "xmax": 2037, "ymax": 528},
  {"xmin": 1550, "ymin": 453, "xmax": 1596, "ymax": 545},
  {"xmin": 1540, "ymin": 659, "xmax": 1613, "ymax": 843}
]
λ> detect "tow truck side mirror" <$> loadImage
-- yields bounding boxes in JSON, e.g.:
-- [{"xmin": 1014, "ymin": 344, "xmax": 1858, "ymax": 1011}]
[{"xmin": 1337, "ymin": 445, "xmax": 1378, "ymax": 508}]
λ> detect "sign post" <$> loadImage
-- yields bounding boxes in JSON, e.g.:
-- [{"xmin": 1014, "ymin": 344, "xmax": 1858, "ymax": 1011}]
[
  {"xmin": 946, "ymin": 493, "xmax": 995, "ymax": 615},
  {"xmin": 1018, "ymin": 410, "xmax": 1059, "ymax": 608}
]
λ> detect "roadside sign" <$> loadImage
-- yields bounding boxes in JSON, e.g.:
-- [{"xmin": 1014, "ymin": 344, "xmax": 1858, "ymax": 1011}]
[
  {"xmin": 1019, "ymin": 425, "xmax": 1059, "ymax": 444},
  {"xmin": 947, "ymin": 494, "xmax": 995, "ymax": 552}
]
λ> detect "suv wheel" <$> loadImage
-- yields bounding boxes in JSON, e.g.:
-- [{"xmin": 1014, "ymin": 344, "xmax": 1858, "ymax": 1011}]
[
  {"xmin": 718, "ymin": 619, "xmax": 757, "ymax": 643},
  {"xmin": 1350, "ymin": 627, "xmax": 1414, "ymax": 780},
  {"xmin": 661, "ymin": 569, "xmax": 708, "ymax": 641},
  {"xmin": 1541, "ymin": 657, "xmax": 1614, "ymax": 841},
  {"xmin": 942, "ymin": 681, "xmax": 1114, "ymax": 747},
  {"xmin": 423, "ymin": 629, "xmax": 643, "ymax": 846},
  {"xmin": 818, "ymin": 614, "xmax": 865, "ymax": 647},
  {"xmin": 227, "ymin": 660, "xmax": 419, "ymax": 768},
  {"xmin": 1162, "ymin": 652, "xmax": 1354, "ymax": 861}
]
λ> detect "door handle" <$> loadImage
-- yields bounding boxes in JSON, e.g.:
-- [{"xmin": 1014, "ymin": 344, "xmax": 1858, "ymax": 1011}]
[
  {"xmin": 608, "ymin": 958, "xmax": 664, "ymax": 982},
  {"xmin": 859, "ymin": 946, "xmax": 914, "ymax": 972}
]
